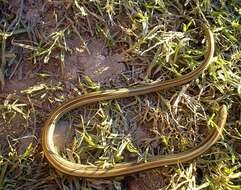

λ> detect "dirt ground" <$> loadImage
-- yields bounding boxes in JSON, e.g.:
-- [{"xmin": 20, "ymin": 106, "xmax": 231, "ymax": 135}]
[{"xmin": 0, "ymin": 1, "xmax": 241, "ymax": 190}]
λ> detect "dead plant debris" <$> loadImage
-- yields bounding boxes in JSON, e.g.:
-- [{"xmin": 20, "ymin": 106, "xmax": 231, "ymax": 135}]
[{"xmin": 0, "ymin": 0, "xmax": 241, "ymax": 189}]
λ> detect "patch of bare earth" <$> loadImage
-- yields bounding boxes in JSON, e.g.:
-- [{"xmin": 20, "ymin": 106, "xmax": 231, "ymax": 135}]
[
  {"xmin": 2, "ymin": 55, "xmax": 39, "ymax": 93},
  {"xmin": 53, "ymin": 120, "xmax": 74, "ymax": 152},
  {"xmin": 65, "ymin": 37, "xmax": 125, "ymax": 84},
  {"xmin": 127, "ymin": 171, "xmax": 165, "ymax": 190}
]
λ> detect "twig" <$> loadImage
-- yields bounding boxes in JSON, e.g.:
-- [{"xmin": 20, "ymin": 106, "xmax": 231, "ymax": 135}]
[{"xmin": 0, "ymin": 93, "xmax": 48, "ymax": 111}]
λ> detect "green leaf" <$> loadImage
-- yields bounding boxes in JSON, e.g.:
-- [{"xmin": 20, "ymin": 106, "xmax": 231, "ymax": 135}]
[{"xmin": 21, "ymin": 143, "xmax": 32, "ymax": 160}]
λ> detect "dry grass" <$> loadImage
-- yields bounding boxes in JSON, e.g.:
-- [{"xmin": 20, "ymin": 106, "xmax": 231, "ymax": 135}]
[{"xmin": 0, "ymin": 0, "xmax": 240, "ymax": 189}]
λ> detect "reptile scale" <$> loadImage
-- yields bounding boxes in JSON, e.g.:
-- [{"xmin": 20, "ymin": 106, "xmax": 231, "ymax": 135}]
[{"xmin": 42, "ymin": 25, "xmax": 228, "ymax": 178}]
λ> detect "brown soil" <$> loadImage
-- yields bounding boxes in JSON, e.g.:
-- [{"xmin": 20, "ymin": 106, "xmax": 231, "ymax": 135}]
[
  {"xmin": 65, "ymin": 37, "xmax": 125, "ymax": 83},
  {"xmin": 53, "ymin": 120, "xmax": 74, "ymax": 152},
  {"xmin": 2, "ymin": 38, "xmax": 125, "ymax": 94},
  {"xmin": 127, "ymin": 171, "xmax": 165, "ymax": 190}
]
